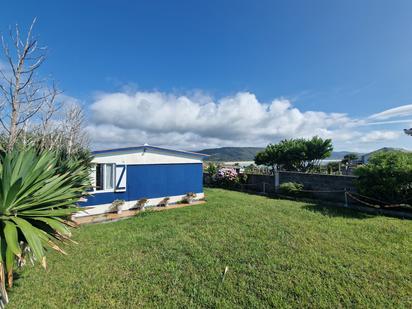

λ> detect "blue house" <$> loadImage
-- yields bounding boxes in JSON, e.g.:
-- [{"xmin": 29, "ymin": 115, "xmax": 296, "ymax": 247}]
[{"xmin": 76, "ymin": 145, "xmax": 206, "ymax": 217}]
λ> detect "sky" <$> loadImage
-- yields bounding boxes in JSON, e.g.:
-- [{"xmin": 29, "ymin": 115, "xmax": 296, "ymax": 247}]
[{"xmin": 1, "ymin": 0, "xmax": 412, "ymax": 152}]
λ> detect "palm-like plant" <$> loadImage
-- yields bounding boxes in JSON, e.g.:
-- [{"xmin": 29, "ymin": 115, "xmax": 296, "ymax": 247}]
[{"xmin": 0, "ymin": 149, "xmax": 90, "ymax": 305}]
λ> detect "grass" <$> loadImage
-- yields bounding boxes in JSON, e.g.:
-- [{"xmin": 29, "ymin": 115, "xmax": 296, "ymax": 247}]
[{"xmin": 8, "ymin": 188, "xmax": 412, "ymax": 308}]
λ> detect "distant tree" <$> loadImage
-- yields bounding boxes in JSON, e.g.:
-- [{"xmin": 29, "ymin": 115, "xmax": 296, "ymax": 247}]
[
  {"xmin": 255, "ymin": 143, "xmax": 282, "ymax": 172},
  {"xmin": 205, "ymin": 162, "xmax": 220, "ymax": 176},
  {"xmin": 327, "ymin": 161, "xmax": 341, "ymax": 174},
  {"xmin": 275, "ymin": 139, "xmax": 307, "ymax": 171},
  {"xmin": 341, "ymin": 153, "xmax": 358, "ymax": 164},
  {"xmin": 255, "ymin": 136, "xmax": 333, "ymax": 172},
  {"xmin": 254, "ymin": 150, "xmax": 269, "ymax": 166},
  {"xmin": 305, "ymin": 136, "xmax": 333, "ymax": 170}
]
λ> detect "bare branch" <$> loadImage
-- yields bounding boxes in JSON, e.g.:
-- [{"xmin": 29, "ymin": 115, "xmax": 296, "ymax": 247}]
[
  {"xmin": 0, "ymin": 118, "xmax": 10, "ymax": 134},
  {"xmin": 0, "ymin": 18, "xmax": 88, "ymax": 153}
]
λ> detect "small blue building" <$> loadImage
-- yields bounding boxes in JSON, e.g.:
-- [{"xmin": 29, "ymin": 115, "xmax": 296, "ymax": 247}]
[{"xmin": 76, "ymin": 145, "xmax": 206, "ymax": 217}]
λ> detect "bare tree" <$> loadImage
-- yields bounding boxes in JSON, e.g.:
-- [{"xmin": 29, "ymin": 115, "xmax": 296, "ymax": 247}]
[
  {"xmin": 0, "ymin": 18, "xmax": 59, "ymax": 151},
  {"xmin": 62, "ymin": 102, "xmax": 89, "ymax": 155},
  {"xmin": 35, "ymin": 89, "xmax": 63, "ymax": 150},
  {"xmin": 26, "ymin": 96, "xmax": 88, "ymax": 154}
]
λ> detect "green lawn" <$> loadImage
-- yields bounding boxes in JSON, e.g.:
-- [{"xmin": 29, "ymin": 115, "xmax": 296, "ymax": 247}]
[{"xmin": 8, "ymin": 188, "xmax": 412, "ymax": 308}]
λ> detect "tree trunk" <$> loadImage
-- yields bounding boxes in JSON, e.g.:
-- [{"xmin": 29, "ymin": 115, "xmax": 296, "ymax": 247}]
[{"xmin": 0, "ymin": 262, "xmax": 9, "ymax": 307}]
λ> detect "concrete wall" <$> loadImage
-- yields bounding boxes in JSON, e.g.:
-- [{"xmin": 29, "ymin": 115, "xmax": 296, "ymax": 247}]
[
  {"xmin": 205, "ymin": 171, "xmax": 357, "ymax": 203},
  {"xmin": 278, "ymin": 171, "xmax": 357, "ymax": 202},
  {"xmin": 278, "ymin": 171, "xmax": 356, "ymax": 190}
]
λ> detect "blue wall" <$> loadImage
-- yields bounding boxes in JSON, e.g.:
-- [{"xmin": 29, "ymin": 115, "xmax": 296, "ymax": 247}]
[{"xmin": 81, "ymin": 163, "xmax": 203, "ymax": 207}]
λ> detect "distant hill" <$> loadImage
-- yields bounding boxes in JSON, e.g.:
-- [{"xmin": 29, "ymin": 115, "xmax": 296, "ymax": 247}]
[
  {"xmin": 327, "ymin": 151, "xmax": 364, "ymax": 160},
  {"xmin": 197, "ymin": 147, "xmax": 363, "ymax": 162},
  {"xmin": 362, "ymin": 147, "xmax": 409, "ymax": 156},
  {"xmin": 360, "ymin": 147, "xmax": 410, "ymax": 163}
]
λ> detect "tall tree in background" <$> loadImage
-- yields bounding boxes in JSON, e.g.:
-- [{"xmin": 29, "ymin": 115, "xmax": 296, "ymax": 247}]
[
  {"xmin": 254, "ymin": 143, "xmax": 281, "ymax": 172},
  {"xmin": 34, "ymin": 100, "xmax": 89, "ymax": 155},
  {"xmin": 0, "ymin": 19, "xmax": 88, "ymax": 152},
  {"xmin": 0, "ymin": 19, "xmax": 56, "ymax": 150},
  {"xmin": 305, "ymin": 136, "xmax": 334, "ymax": 170},
  {"xmin": 255, "ymin": 136, "xmax": 333, "ymax": 173},
  {"xmin": 341, "ymin": 153, "xmax": 358, "ymax": 164}
]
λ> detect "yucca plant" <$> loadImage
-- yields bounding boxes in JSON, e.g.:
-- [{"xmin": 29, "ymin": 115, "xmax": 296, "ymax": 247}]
[{"xmin": 0, "ymin": 148, "xmax": 90, "ymax": 305}]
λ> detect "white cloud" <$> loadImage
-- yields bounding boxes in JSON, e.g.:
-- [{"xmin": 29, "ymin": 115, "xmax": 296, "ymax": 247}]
[
  {"xmin": 369, "ymin": 104, "xmax": 412, "ymax": 120},
  {"xmin": 360, "ymin": 130, "xmax": 401, "ymax": 143},
  {"xmin": 86, "ymin": 90, "xmax": 362, "ymax": 150}
]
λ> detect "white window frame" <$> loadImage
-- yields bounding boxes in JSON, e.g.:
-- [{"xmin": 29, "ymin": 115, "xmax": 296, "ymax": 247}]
[
  {"xmin": 93, "ymin": 163, "xmax": 116, "ymax": 193},
  {"xmin": 114, "ymin": 164, "xmax": 127, "ymax": 192}
]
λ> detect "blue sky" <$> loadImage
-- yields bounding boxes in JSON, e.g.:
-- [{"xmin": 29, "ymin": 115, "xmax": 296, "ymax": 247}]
[{"xmin": 1, "ymin": 0, "xmax": 412, "ymax": 151}]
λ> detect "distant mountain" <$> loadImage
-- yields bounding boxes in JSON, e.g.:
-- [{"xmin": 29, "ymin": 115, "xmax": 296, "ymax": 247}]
[
  {"xmin": 198, "ymin": 147, "xmax": 264, "ymax": 162},
  {"xmin": 197, "ymin": 147, "xmax": 363, "ymax": 162}
]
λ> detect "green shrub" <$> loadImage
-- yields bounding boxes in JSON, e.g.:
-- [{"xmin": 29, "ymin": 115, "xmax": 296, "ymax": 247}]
[
  {"xmin": 0, "ymin": 148, "xmax": 90, "ymax": 303},
  {"xmin": 279, "ymin": 182, "xmax": 304, "ymax": 195},
  {"xmin": 134, "ymin": 198, "xmax": 149, "ymax": 210},
  {"xmin": 327, "ymin": 162, "xmax": 341, "ymax": 174},
  {"xmin": 110, "ymin": 199, "xmax": 125, "ymax": 212},
  {"xmin": 354, "ymin": 151, "xmax": 412, "ymax": 204},
  {"xmin": 205, "ymin": 162, "xmax": 220, "ymax": 176}
]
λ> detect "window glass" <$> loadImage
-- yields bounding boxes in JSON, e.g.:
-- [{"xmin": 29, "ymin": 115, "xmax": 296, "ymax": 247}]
[
  {"xmin": 95, "ymin": 164, "xmax": 103, "ymax": 191},
  {"xmin": 105, "ymin": 164, "xmax": 114, "ymax": 190},
  {"xmin": 94, "ymin": 163, "xmax": 115, "ymax": 191}
]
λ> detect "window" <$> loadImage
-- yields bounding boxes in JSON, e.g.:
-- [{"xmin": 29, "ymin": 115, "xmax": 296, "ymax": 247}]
[
  {"xmin": 95, "ymin": 163, "xmax": 115, "ymax": 191},
  {"xmin": 105, "ymin": 164, "xmax": 114, "ymax": 189}
]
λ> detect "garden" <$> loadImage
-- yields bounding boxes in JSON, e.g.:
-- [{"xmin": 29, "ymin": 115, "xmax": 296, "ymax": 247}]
[
  {"xmin": 206, "ymin": 137, "xmax": 412, "ymax": 215},
  {"xmin": 7, "ymin": 188, "xmax": 412, "ymax": 308}
]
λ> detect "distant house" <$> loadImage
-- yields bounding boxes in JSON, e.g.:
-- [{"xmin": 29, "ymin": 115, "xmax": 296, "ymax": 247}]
[
  {"xmin": 360, "ymin": 147, "xmax": 409, "ymax": 164},
  {"xmin": 76, "ymin": 145, "xmax": 207, "ymax": 217}
]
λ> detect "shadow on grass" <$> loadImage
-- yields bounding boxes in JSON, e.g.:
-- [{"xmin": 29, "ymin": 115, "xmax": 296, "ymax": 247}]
[
  {"xmin": 259, "ymin": 191, "xmax": 374, "ymax": 219},
  {"xmin": 301, "ymin": 202, "xmax": 373, "ymax": 219},
  {"xmin": 208, "ymin": 187, "xmax": 374, "ymax": 219},
  {"xmin": 207, "ymin": 186, "xmax": 411, "ymax": 219}
]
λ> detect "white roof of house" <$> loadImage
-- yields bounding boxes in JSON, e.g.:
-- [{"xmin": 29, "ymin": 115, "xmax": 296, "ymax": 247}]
[
  {"xmin": 91, "ymin": 145, "xmax": 208, "ymax": 165},
  {"xmin": 93, "ymin": 145, "xmax": 207, "ymax": 158}
]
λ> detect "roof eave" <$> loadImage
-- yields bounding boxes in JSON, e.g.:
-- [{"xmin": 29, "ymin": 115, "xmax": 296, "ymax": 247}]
[{"xmin": 92, "ymin": 145, "xmax": 209, "ymax": 158}]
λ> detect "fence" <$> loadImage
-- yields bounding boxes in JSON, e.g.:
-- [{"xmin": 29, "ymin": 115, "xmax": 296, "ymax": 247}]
[{"xmin": 203, "ymin": 171, "xmax": 412, "ymax": 219}]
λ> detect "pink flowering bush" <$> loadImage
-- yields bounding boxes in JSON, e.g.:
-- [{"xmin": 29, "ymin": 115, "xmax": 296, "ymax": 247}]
[{"xmin": 213, "ymin": 168, "xmax": 240, "ymax": 187}]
